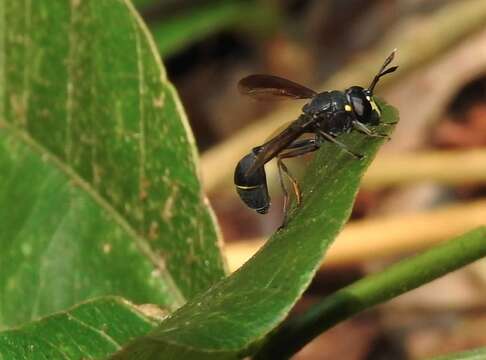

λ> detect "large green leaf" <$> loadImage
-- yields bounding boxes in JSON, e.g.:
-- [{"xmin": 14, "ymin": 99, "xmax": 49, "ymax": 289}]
[
  {"xmin": 112, "ymin": 103, "xmax": 399, "ymax": 359},
  {"xmin": 0, "ymin": 0, "xmax": 226, "ymax": 328},
  {"xmin": 0, "ymin": 297, "xmax": 161, "ymax": 358}
]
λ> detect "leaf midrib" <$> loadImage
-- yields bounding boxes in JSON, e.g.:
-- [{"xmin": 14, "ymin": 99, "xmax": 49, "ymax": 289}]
[
  {"xmin": 0, "ymin": 120, "xmax": 186, "ymax": 310},
  {"xmin": 1, "ymin": 0, "xmax": 187, "ymax": 309}
]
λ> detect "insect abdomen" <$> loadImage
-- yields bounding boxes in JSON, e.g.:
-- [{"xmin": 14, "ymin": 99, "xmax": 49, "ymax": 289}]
[{"xmin": 234, "ymin": 152, "xmax": 270, "ymax": 214}]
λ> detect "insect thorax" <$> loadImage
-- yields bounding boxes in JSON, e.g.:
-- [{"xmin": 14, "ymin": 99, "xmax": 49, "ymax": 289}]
[{"xmin": 303, "ymin": 90, "xmax": 354, "ymax": 135}]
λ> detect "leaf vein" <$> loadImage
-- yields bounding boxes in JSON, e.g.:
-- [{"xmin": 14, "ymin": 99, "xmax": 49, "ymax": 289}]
[
  {"xmin": 67, "ymin": 312, "xmax": 122, "ymax": 349},
  {"xmin": 132, "ymin": 14, "xmax": 147, "ymax": 234},
  {"xmin": 0, "ymin": 121, "xmax": 186, "ymax": 310}
]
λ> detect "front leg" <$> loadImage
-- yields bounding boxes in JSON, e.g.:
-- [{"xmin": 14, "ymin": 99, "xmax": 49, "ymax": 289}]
[
  {"xmin": 352, "ymin": 120, "xmax": 390, "ymax": 140},
  {"xmin": 317, "ymin": 129, "xmax": 364, "ymax": 159}
]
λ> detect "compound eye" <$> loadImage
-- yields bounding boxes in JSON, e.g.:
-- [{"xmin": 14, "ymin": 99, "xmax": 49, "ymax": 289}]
[
  {"xmin": 352, "ymin": 93, "xmax": 372, "ymax": 120},
  {"xmin": 351, "ymin": 96, "xmax": 365, "ymax": 117}
]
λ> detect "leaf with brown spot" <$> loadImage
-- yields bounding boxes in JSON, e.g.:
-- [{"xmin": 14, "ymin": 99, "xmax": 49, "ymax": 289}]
[{"xmin": 0, "ymin": 0, "xmax": 226, "ymax": 331}]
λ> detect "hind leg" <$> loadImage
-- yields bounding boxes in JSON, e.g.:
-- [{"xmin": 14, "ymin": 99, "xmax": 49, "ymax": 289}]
[{"xmin": 277, "ymin": 138, "xmax": 320, "ymax": 227}]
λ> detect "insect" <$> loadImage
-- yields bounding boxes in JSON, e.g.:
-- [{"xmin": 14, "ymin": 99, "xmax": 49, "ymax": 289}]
[{"xmin": 234, "ymin": 50, "xmax": 398, "ymax": 222}]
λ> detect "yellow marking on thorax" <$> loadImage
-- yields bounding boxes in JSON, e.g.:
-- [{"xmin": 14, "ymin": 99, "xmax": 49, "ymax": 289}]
[{"xmin": 344, "ymin": 104, "xmax": 352, "ymax": 112}]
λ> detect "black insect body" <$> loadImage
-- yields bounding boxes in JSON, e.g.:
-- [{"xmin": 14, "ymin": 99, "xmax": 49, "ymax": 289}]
[
  {"xmin": 234, "ymin": 50, "xmax": 398, "ymax": 221},
  {"xmin": 234, "ymin": 150, "xmax": 270, "ymax": 214}
]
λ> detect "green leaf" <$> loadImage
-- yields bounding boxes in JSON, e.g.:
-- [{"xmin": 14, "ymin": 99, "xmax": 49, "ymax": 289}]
[
  {"xmin": 111, "ymin": 103, "xmax": 399, "ymax": 359},
  {"xmin": 0, "ymin": 0, "xmax": 226, "ymax": 328},
  {"xmin": 0, "ymin": 297, "xmax": 161, "ymax": 358},
  {"xmin": 150, "ymin": 1, "xmax": 280, "ymax": 57}
]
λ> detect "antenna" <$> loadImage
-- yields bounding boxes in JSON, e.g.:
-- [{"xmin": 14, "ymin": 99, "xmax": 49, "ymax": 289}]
[{"xmin": 368, "ymin": 49, "xmax": 399, "ymax": 93}]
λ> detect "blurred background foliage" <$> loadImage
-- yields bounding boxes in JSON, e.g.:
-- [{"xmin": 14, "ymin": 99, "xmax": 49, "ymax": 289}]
[{"xmin": 136, "ymin": 0, "xmax": 486, "ymax": 359}]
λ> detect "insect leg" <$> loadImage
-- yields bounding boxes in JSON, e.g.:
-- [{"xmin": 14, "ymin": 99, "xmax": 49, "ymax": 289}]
[
  {"xmin": 352, "ymin": 120, "xmax": 390, "ymax": 140},
  {"xmin": 382, "ymin": 120, "xmax": 398, "ymax": 126},
  {"xmin": 277, "ymin": 138, "xmax": 320, "ymax": 225},
  {"xmin": 277, "ymin": 157, "xmax": 290, "ymax": 222},
  {"xmin": 317, "ymin": 130, "xmax": 364, "ymax": 159}
]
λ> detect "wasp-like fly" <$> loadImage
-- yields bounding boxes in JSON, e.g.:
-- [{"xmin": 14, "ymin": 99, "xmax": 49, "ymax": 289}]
[{"xmin": 234, "ymin": 50, "xmax": 398, "ymax": 221}]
